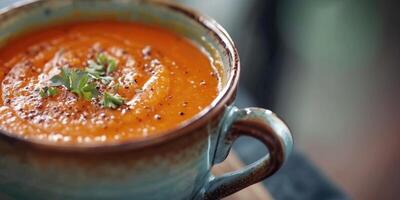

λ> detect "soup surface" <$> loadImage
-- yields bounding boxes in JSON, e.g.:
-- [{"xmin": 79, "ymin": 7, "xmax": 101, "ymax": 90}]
[{"xmin": 0, "ymin": 21, "xmax": 219, "ymax": 145}]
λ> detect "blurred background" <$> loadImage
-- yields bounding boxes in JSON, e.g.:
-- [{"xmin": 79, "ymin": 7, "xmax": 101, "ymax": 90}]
[
  {"xmin": 175, "ymin": 0, "xmax": 399, "ymax": 199},
  {"xmin": 2, "ymin": 0, "xmax": 399, "ymax": 199},
  {"xmin": 176, "ymin": 0, "xmax": 400, "ymax": 199}
]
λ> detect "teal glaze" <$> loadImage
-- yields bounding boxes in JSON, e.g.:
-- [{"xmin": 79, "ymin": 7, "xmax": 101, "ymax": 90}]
[
  {"xmin": 0, "ymin": 1, "xmax": 293, "ymax": 199},
  {"xmin": 0, "ymin": 124, "xmax": 214, "ymax": 200},
  {"xmin": 201, "ymin": 107, "xmax": 293, "ymax": 199}
]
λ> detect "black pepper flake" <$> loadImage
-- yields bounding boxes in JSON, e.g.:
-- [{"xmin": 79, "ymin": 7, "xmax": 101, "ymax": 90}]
[
  {"xmin": 210, "ymin": 72, "xmax": 219, "ymax": 80},
  {"xmin": 154, "ymin": 114, "xmax": 161, "ymax": 120},
  {"xmin": 179, "ymin": 112, "xmax": 185, "ymax": 116}
]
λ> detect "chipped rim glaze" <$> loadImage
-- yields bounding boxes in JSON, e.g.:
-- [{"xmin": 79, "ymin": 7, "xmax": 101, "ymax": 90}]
[{"xmin": 0, "ymin": 0, "xmax": 240, "ymax": 153}]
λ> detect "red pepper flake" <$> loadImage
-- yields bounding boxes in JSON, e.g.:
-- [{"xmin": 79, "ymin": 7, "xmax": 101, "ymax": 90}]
[{"xmin": 179, "ymin": 112, "xmax": 185, "ymax": 116}]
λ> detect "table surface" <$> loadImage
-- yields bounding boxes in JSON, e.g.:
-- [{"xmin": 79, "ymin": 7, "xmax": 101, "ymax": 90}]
[{"xmin": 213, "ymin": 151, "xmax": 272, "ymax": 200}]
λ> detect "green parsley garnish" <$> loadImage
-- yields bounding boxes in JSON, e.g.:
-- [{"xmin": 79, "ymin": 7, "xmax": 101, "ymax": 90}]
[
  {"xmin": 49, "ymin": 68, "xmax": 98, "ymax": 100},
  {"xmin": 86, "ymin": 60, "xmax": 105, "ymax": 76},
  {"xmin": 96, "ymin": 53, "xmax": 117, "ymax": 73},
  {"xmin": 86, "ymin": 54, "xmax": 117, "ymax": 85},
  {"xmin": 50, "ymin": 67, "xmax": 72, "ymax": 88},
  {"xmin": 87, "ymin": 54, "xmax": 117, "ymax": 75},
  {"xmin": 41, "ymin": 54, "xmax": 124, "ymax": 109},
  {"xmin": 70, "ymin": 71, "xmax": 99, "ymax": 100},
  {"xmin": 102, "ymin": 92, "xmax": 124, "ymax": 109},
  {"xmin": 106, "ymin": 59, "xmax": 117, "ymax": 74},
  {"xmin": 96, "ymin": 53, "xmax": 108, "ymax": 66},
  {"xmin": 39, "ymin": 86, "xmax": 58, "ymax": 98}
]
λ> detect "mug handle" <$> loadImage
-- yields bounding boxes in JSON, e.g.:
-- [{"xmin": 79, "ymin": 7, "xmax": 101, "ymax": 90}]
[{"xmin": 203, "ymin": 106, "xmax": 293, "ymax": 199}]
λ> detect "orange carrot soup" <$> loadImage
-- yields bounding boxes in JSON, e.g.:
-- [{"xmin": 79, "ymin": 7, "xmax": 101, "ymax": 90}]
[{"xmin": 0, "ymin": 21, "xmax": 220, "ymax": 145}]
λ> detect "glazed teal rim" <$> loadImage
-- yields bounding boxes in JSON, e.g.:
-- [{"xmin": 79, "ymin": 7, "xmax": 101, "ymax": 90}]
[{"xmin": 0, "ymin": 0, "xmax": 240, "ymax": 153}]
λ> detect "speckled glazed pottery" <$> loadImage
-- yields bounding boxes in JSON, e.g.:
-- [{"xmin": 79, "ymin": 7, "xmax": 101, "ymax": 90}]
[{"xmin": 0, "ymin": 0, "xmax": 293, "ymax": 199}]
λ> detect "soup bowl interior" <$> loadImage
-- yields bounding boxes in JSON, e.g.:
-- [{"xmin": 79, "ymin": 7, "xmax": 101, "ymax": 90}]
[{"xmin": 0, "ymin": 0, "xmax": 239, "ymax": 150}]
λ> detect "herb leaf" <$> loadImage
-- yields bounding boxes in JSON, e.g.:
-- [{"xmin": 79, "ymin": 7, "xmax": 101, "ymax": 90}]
[
  {"xmin": 86, "ymin": 60, "xmax": 105, "ymax": 76},
  {"xmin": 100, "ymin": 76, "xmax": 113, "ymax": 85},
  {"xmin": 87, "ymin": 54, "xmax": 117, "ymax": 76},
  {"xmin": 49, "ymin": 67, "xmax": 98, "ymax": 100},
  {"xmin": 81, "ymin": 82, "xmax": 99, "ymax": 100},
  {"xmin": 50, "ymin": 67, "xmax": 71, "ymax": 88},
  {"xmin": 107, "ymin": 59, "xmax": 117, "ymax": 74},
  {"xmin": 96, "ymin": 54, "xmax": 108, "ymax": 66},
  {"xmin": 86, "ymin": 54, "xmax": 117, "ymax": 85},
  {"xmin": 39, "ymin": 86, "xmax": 58, "ymax": 98},
  {"xmin": 102, "ymin": 92, "xmax": 124, "ymax": 109}
]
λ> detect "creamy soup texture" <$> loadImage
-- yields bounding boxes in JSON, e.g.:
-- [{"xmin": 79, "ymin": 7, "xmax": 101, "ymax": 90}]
[{"xmin": 0, "ymin": 21, "xmax": 219, "ymax": 144}]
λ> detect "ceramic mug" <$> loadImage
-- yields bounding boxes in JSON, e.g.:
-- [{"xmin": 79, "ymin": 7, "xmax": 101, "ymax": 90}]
[{"xmin": 0, "ymin": 0, "xmax": 293, "ymax": 199}]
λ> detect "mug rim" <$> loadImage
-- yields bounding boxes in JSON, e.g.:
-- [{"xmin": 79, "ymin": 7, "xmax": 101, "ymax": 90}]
[{"xmin": 0, "ymin": 0, "xmax": 240, "ymax": 153}]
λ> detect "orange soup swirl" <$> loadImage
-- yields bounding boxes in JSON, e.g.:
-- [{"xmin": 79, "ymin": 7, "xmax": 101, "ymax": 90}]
[{"xmin": 0, "ymin": 21, "xmax": 219, "ymax": 144}]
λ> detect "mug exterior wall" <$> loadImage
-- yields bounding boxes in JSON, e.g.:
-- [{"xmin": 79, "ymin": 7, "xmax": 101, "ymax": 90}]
[{"xmin": 0, "ymin": 108, "xmax": 226, "ymax": 199}]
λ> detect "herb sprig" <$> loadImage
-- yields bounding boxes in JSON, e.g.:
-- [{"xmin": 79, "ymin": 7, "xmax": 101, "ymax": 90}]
[
  {"xmin": 50, "ymin": 68, "xmax": 98, "ymax": 100},
  {"xmin": 40, "ymin": 54, "xmax": 125, "ymax": 109},
  {"xmin": 86, "ymin": 53, "xmax": 117, "ymax": 84},
  {"xmin": 102, "ymin": 92, "xmax": 124, "ymax": 109}
]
